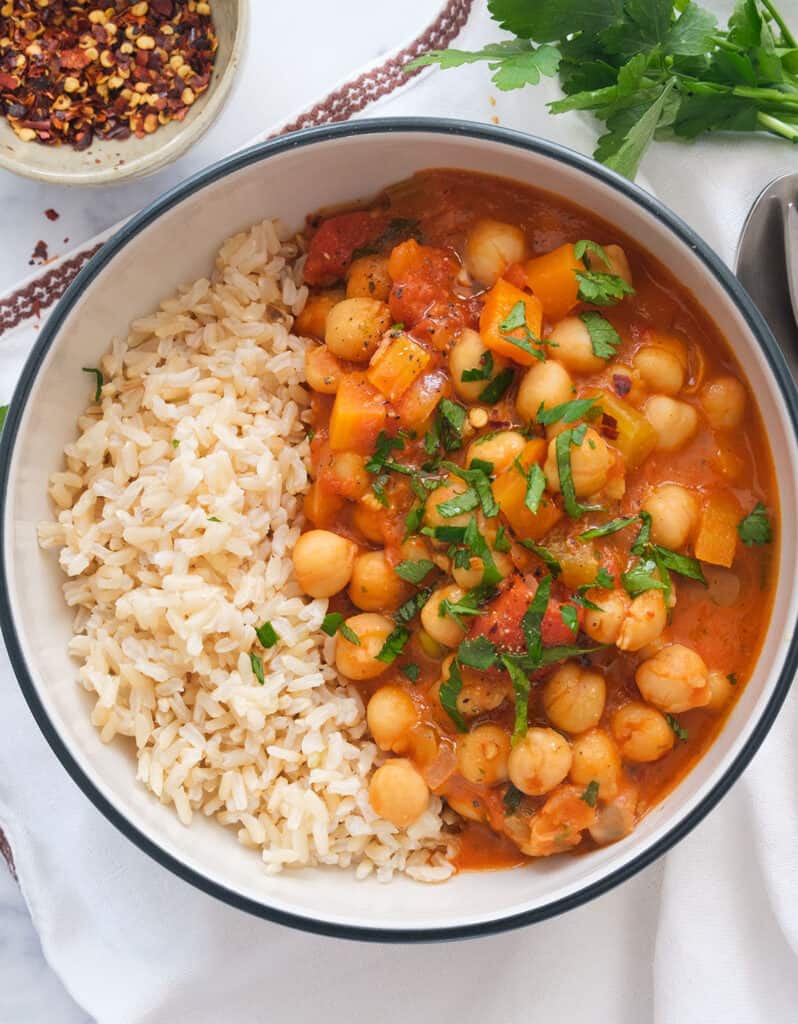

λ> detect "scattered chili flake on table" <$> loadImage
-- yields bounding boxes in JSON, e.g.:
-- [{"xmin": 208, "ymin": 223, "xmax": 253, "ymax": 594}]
[
  {"xmin": 44, "ymin": 207, "xmax": 59, "ymax": 220},
  {"xmin": 0, "ymin": 1, "xmax": 218, "ymax": 150},
  {"xmin": 29, "ymin": 239, "xmax": 48, "ymax": 265}
]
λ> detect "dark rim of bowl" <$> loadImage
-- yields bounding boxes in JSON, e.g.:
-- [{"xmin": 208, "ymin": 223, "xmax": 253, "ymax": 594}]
[{"xmin": 1, "ymin": 117, "xmax": 796, "ymax": 944}]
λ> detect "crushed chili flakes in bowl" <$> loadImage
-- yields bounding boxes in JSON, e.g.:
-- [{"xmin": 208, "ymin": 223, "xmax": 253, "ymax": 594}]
[{"xmin": 0, "ymin": 0, "xmax": 218, "ymax": 149}]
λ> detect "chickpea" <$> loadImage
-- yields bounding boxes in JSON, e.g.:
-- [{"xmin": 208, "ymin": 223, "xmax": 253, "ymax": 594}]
[
  {"xmin": 367, "ymin": 686, "xmax": 418, "ymax": 753},
  {"xmin": 456, "ymin": 675, "xmax": 510, "ymax": 718},
  {"xmin": 633, "ymin": 346, "xmax": 685, "ymax": 396},
  {"xmin": 544, "ymin": 427, "xmax": 612, "ymax": 496},
  {"xmin": 612, "ymin": 702, "xmax": 675, "ymax": 762},
  {"xmin": 642, "ymin": 484, "xmax": 700, "ymax": 550},
  {"xmin": 467, "ymin": 430, "xmax": 526, "ymax": 474},
  {"xmin": 346, "ymin": 255, "xmax": 391, "ymax": 301},
  {"xmin": 292, "ymin": 529, "xmax": 357, "ymax": 598},
  {"xmin": 617, "ymin": 590, "xmax": 667, "ymax": 652},
  {"xmin": 305, "ymin": 344, "xmax": 345, "ymax": 394},
  {"xmin": 589, "ymin": 783, "xmax": 638, "ymax": 845},
  {"xmin": 570, "ymin": 729, "xmax": 622, "ymax": 800},
  {"xmin": 449, "ymin": 328, "xmax": 510, "ymax": 403},
  {"xmin": 582, "ymin": 588, "xmax": 630, "ymax": 645},
  {"xmin": 352, "ymin": 493, "xmax": 385, "ymax": 543},
  {"xmin": 508, "ymin": 727, "xmax": 572, "ymax": 796},
  {"xmin": 447, "ymin": 792, "xmax": 488, "ymax": 823},
  {"xmin": 452, "ymin": 550, "xmax": 513, "ymax": 590},
  {"xmin": 543, "ymin": 661, "xmax": 606, "ymax": 734},
  {"xmin": 457, "ymin": 724, "xmax": 511, "ymax": 785},
  {"xmin": 464, "ymin": 218, "xmax": 526, "ymax": 287},
  {"xmin": 325, "ymin": 298, "xmax": 392, "ymax": 362},
  {"xmin": 548, "ymin": 317, "xmax": 606, "ymax": 373},
  {"xmin": 645, "ymin": 395, "xmax": 698, "ymax": 451},
  {"xmin": 323, "ymin": 451, "xmax": 370, "ymax": 500},
  {"xmin": 421, "ymin": 584, "xmax": 467, "ymax": 648},
  {"xmin": 636, "ymin": 643, "xmax": 711, "ymax": 713},
  {"xmin": 516, "ymin": 360, "xmax": 574, "ymax": 422},
  {"xmin": 706, "ymin": 669, "xmax": 735, "ymax": 712},
  {"xmin": 349, "ymin": 550, "xmax": 409, "ymax": 611},
  {"xmin": 699, "ymin": 376, "xmax": 746, "ymax": 430},
  {"xmin": 424, "ymin": 480, "xmax": 471, "ymax": 532},
  {"xmin": 587, "ymin": 243, "xmax": 633, "ymax": 285},
  {"xmin": 369, "ymin": 759, "xmax": 430, "ymax": 828},
  {"xmin": 399, "ymin": 535, "xmax": 432, "ymax": 564},
  {"xmin": 334, "ymin": 613, "xmax": 394, "ymax": 680}
]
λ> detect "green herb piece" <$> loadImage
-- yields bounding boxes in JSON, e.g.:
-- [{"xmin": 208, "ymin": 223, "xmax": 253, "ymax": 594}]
[
  {"xmin": 556, "ymin": 425, "xmax": 602, "ymax": 519},
  {"xmin": 439, "ymin": 659, "xmax": 468, "ymax": 732},
  {"xmin": 559, "ymin": 604, "xmax": 579, "ymax": 633},
  {"xmin": 727, "ymin": 672, "xmax": 738, "ymax": 686},
  {"xmin": 422, "ymin": 524, "xmax": 468, "ymax": 544},
  {"xmin": 395, "ymin": 559, "xmax": 436, "ymax": 584},
  {"xmin": 503, "ymin": 783, "xmax": 524, "ymax": 814},
  {"xmin": 249, "ymin": 652, "xmax": 265, "ymax": 685},
  {"xmin": 494, "ymin": 524, "xmax": 512, "ymax": 553},
  {"xmin": 404, "ymin": 504, "xmax": 425, "ymax": 538},
  {"xmin": 575, "ymin": 270, "xmax": 636, "ymax": 306},
  {"xmin": 255, "ymin": 622, "xmax": 279, "ymax": 648},
  {"xmin": 207, "ymin": 516, "xmax": 221, "ymax": 523},
  {"xmin": 522, "ymin": 574, "xmax": 552, "ymax": 666},
  {"xmin": 621, "ymin": 558, "xmax": 668, "ymax": 596},
  {"xmin": 321, "ymin": 612, "xmax": 344, "ymax": 636},
  {"xmin": 501, "ymin": 655, "xmax": 533, "ymax": 743},
  {"xmin": 461, "ymin": 351, "xmax": 494, "ymax": 382},
  {"xmin": 512, "ymin": 458, "xmax": 547, "ymax": 515},
  {"xmin": 580, "ymin": 311, "xmax": 622, "ymax": 359},
  {"xmin": 424, "ymin": 420, "xmax": 440, "ymax": 456},
  {"xmin": 372, "ymin": 475, "xmax": 389, "ymax": 506},
  {"xmin": 519, "ymin": 539, "xmax": 562, "ymax": 576},
  {"xmin": 651, "ymin": 545, "xmax": 706, "ymax": 584},
  {"xmin": 738, "ymin": 502, "xmax": 772, "ymax": 546},
  {"xmin": 631, "ymin": 511, "xmax": 652, "ymax": 555},
  {"xmin": 171, "ymin": 439, "xmax": 180, "ymax": 448},
  {"xmin": 440, "ymin": 589, "xmax": 489, "ymax": 627},
  {"xmin": 574, "ymin": 239, "xmax": 610, "ymax": 266},
  {"xmin": 401, "ymin": 663, "xmax": 421, "ymax": 683},
  {"xmin": 376, "ymin": 626, "xmax": 411, "ymax": 665},
  {"xmin": 352, "ymin": 218, "xmax": 422, "ymax": 260},
  {"xmin": 536, "ymin": 395, "xmax": 599, "ymax": 426},
  {"xmin": 666, "ymin": 713, "xmax": 688, "ymax": 741},
  {"xmin": 436, "ymin": 488, "xmax": 480, "ymax": 518},
  {"xmin": 462, "ymin": 515, "xmax": 503, "ymax": 586},
  {"xmin": 394, "ymin": 589, "xmax": 431, "ymax": 625},
  {"xmin": 82, "ymin": 366, "xmax": 103, "ymax": 402},
  {"xmin": 307, "ymin": 429, "xmax": 315, "ymax": 442},
  {"xmin": 478, "ymin": 367, "xmax": 515, "ymax": 404},
  {"xmin": 499, "ymin": 300, "xmax": 545, "ymax": 361},
  {"xmin": 407, "ymin": 38, "xmax": 562, "ymax": 92},
  {"xmin": 438, "ymin": 398, "xmax": 467, "ymax": 451},
  {"xmin": 339, "ymin": 622, "xmax": 361, "ymax": 646},
  {"xmin": 458, "ymin": 635, "xmax": 498, "ymax": 670},
  {"xmin": 365, "ymin": 430, "xmax": 413, "ymax": 478},
  {"xmin": 580, "ymin": 514, "xmax": 639, "ymax": 540},
  {"xmin": 581, "ymin": 780, "xmax": 600, "ymax": 807},
  {"xmin": 442, "ymin": 461, "xmax": 499, "ymax": 518}
]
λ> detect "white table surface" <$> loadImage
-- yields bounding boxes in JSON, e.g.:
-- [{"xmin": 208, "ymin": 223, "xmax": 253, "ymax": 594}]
[{"xmin": 0, "ymin": 2, "xmax": 437, "ymax": 1019}]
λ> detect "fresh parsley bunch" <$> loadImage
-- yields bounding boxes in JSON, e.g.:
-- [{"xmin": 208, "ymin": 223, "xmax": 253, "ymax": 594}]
[{"xmin": 409, "ymin": 0, "xmax": 798, "ymax": 179}]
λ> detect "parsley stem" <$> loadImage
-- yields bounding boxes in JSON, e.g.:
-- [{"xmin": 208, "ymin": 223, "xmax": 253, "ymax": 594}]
[
  {"xmin": 757, "ymin": 110, "xmax": 798, "ymax": 141},
  {"xmin": 760, "ymin": 0, "xmax": 797, "ymax": 47},
  {"xmin": 732, "ymin": 86, "xmax": 798, "ymax": 107}
]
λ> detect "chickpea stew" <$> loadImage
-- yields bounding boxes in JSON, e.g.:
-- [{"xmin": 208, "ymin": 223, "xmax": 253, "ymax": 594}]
[{"xmin": 295, "ymin": 169, "xmax": 777, "ymax": 869}]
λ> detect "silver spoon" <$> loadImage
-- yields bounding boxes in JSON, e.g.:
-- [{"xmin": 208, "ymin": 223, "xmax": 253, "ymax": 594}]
[{"xmin": 736, "ymin": 172, "xmax": 798, "ymax": 379}]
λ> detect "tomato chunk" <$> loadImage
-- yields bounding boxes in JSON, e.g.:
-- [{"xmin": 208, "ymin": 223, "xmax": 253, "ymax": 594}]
[
  {"xmin": 304, "ymin": 212, "xmax": 379, "ymax": 286},
  {"xmin": 388, "ymin": 239, "xmax": 473, "ymax": 347},
  {"xmin": 469, "ymin": 574, "xmax": 583, "ymax": 651}
]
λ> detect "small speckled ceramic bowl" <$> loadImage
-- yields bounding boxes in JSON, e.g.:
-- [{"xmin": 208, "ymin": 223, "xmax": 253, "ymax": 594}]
[{"xmin": 0, "ymin": 0, "xmax": 247, "ymax": 187}]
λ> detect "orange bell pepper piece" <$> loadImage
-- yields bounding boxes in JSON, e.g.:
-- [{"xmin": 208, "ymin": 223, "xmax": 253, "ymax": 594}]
[
  {"xmin": 524, "ymin": 243, "xmax": 583, "ymax": 323},
  {"xmin": 366, "ymin": 333, "xmax": 430, "ymax": 403},
  {"xmin": 694, "ymin": 490, "xmax": 742, "ymax": 568},
  {"xmin": 479, "ymin": 279, "xmax": 544, "ymax": 367},
  {"xmin": 492, "ymin": 438, "xmax": 563, "ymax": 540}
]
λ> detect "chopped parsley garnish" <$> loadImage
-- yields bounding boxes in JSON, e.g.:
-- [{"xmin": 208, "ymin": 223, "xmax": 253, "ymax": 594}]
[
  {"xmin": 457, "ymin": 635, "xmax": 497, "ymax": 670},
  {"xmin": 522, "ymin": 574, "xmax": 552, "ymax": 667},
  {"xmin": 376, "ymin": 626, "xmax": 411, "ymax": 665},
  {"xmin": 738, "ymin": 503, "xmax": 772, "ymax": 546},
  {"xmin": 651, "ymin": 546, "xmax": 706, "ymax": 584},
  {"xmin": 339, "ymin": 622, "xmax": 361, "ymax": 645},
  {"xmin": 575, "ymin": 269, "xmax": 635, "ymax": 307},
  {"xmin": 439, "ymin": 587, "xmax": 490, "ymax": 627},
  {"xmin": 82, "ymin": 366, "xmax": 103, "ymax": 402},
  {"xmin": 461, "ymin": 351, "xmax": 494, "ymax": 382},
  {"xmin": 207, "ymin": 516, "xmax": 221, "ymax": 523},
  {"xmin": 579, "ymin": 514, "xmax": 639, "ymax": 541},
  {"xmin": 394, "ymin": 559, "xmax": 436, "ymax": 584},
  {"xmin": 620, "ymin": 558, "xmax": 668, "ymax": 597},
  {"xmin": 320, "ymin": 613, "xmax": 361, "ymax": 646},
  {"xmin": 574, "ymin": 240, "xmax": 610, "ymax": 266},
  {"xmin": 556, "ymin": 424, "xmax": 602, "ymax": 519},
  {"xmin": 513, "ymin": 458, "xmax": 546, "ymax": 515},
  {"xmin": 519, "ymin": 539, "xmax": 562, "ymax": 577},
  {"xmin": 442, "ymin": 461, "xmax": 499, "ymax": 518},
  {"xmin": 580, "ymin": 780, "xmax": 599, "ymax": 807},
  {"xmin": 499, "ymin": 300, "xmax": 546, "ymax": 361},
  {"xmin": 404, "ymin": 504, "xmax": 425, "ymax": 537},
  {"xmin": 436, "ymin": 488, "xmax": 480, "ymax": 518},
  {"xmin": 438, "ymin": 398, "xmax": 467, "ymax": 451},
  {"xmin": 171, "ymin": 438, "xmax": 180, "ymax": 448},
  {"xmin": 503, "ymin": 783, "xmax": 523, "ymax": 814},
  {"xmin": 249, "ymin": 651, "xmax": 265, "ymax": 685},
  {"xmin": 255, "ymin": 622, "xmax": 279, "ymax": 648},
  {"xmin": 439, "ymin": 659, "xmax": 468, "ymax": 732},
  {"xmin": 580, "ymin": 311, "xmax": 621, "ymax": 360},
  {"xmin": 536, "ymin": 395, "xmax": 599, "ymax": 426},
  {"xmin": 394, "ymin": 589, "xmax": 431, "ymax": 625},
  {"xmin": 423, "ymin": 420, "xmax": 440, "ymax": 456},
  {"xmin": 559, "ymin": 604, "xmax": 579, "ymax": 634},
  {"xmin": 421, "ymin": 524, "xmax": 468, "ymax": 544},
  {"xmin": 501, "ymin": 655, "xmax": 533, "ymax": 743},
  {"xmin": 478, "ymin": 367, "xmax": 515, "ymax": 404},
  {"xmin": 666, "ymin": 714, "xmax": 688, "ymax": 742},
  {"xmin": 401, "ymin": 663, "xmax": 421, "ymax": 684},
  {"xmin": 462, "ymin": 516, "xmax": 503, "ymax": 586},
  {"xmin": 494, "ymin": 524, "xmax": 511, "ymax": 553},
  {"xmin": 365, "ymin": 430, "xmax": 413, "ymax": 478},
  {"xmin": 630, "ymin": 511, "xmax": 652, "ymax": 555}
]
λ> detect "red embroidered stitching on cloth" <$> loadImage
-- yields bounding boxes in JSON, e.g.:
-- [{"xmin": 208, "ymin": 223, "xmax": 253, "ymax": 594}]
[
  {"xmin": 0, "ymin": 0, "xmax": 473, "ymax": 345},
  {"xmin": 0, "ymin": 0, "xmax": 474, "ymax": 870}
]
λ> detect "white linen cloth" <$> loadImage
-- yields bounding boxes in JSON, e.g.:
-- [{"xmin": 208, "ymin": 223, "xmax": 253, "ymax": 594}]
[{"xmin": 1, "ymin": 2, "xmax": 797, "ymax": 1021}]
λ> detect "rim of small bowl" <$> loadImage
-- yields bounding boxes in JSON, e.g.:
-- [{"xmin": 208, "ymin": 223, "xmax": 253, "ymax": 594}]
[
  {"xmin": 0, "ymin": 0, "xmax": 248, "ymax": 186},
  {"xmin": 2, "ymin": 117, "xmax": 797, "ymax": 942}
]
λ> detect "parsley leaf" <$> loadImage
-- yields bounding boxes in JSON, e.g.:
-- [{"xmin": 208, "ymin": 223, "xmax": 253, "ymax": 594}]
[
  {"xmin": 461, "ymin": 351, "xmax": 494, "ymax": 382},
  {"xmin": 560, "ymin": 604, "xmax": 579, "ymax": 633},
  {"xmin": 394, "ymin": 589, "xmax": 431, "ymax": 625},
  {"xmin": 394, "ymin": 559, "xmax": 436, "ymax": 584},
  {"xmin": 255, "ymin": 622, "xmax": 279, "ymax": 648},
  {"xmin": 249, "ymin": 652, "xmax": 265, "ymax": 685},
  {"xmin": 579, "ymin": 514, "xmax": 639, "ymax": 540},
  {"xmin": 631, "ymin": 511, "xmax": 652, "ymax": 555},
  {"xmin": 442, "ymin": 461, "xmax": 500, "ymax": 519},
  {"xmin": 575, "ymin": 269, "xmax": 636, "ymax": 306},
  {"xmin": 376, "ymin": 626, "xmax": 411, "ymax": 665},
  {"xmin": 478, "ymin": 367, "xmax": 515, "ymax": 404},
  {"xmin": 651, "ymin": 545, "xmax": 706, "ymax": 584},
  {"xmin": 738, "ymin": 502, "xmax": 772, "ymax": 546},
  {"xmin": 436, "ymin": 488, "xmax": 480, "ymax": 518},
  {"xmin": 536, "ymin": 395, "xmax": 599, "ymax": 426},
  {"xmin": 519, "ymin": 539, "xmax": 562, "ymax": 576},
  {"xmin": 574, "ymin": 239, "xmax": 610, "ymax": 266},
  {"xmin": 438, "ymin": 398, "xmax": 467, "ymax": 451},
  {"xmin": 407, "ymin": 39, "xmax": 561, "ymax": 92},
  {"xmin": 580, "ymin": 311, "xmax": 622, "ymax": 359},
  {"xmin": 401, "ymin": 663, "xmax": 421, "ymax": 683},
  {"xmin": 439, "ymin": 659, "xmax": 468, "ymax": 732},
  {"xmin": 82, "ymin": 367, "xmax": 103, "ymax": 402},
  {"xmin": 321, "ymin": 612, "xmax": 344, "ymax": 636},
  {"xmin": 556, "ymin": 425, "xmax": 603, "ymax": 519},
  {"xmin": 503, "ymin": 783, "xmax": 524, "ymax": 814},
  {"xmin": 499, "ymin": 300, "xmax": 546, "ymax": 361},
  {"xmin": 494, "ymin": 525, "xmax": 512, "ymax": 553},
  {"xmin": 458, "ymin": 635, "xmax": 498, "ymax": 669},
  {"xmin": 501, "ymin": 655, "xmax": 534, "ymax": 743},
  {"xmin": 666, "ymin": 713, "xmax": 688, "ymax": 741},
  {"xmin": 621, "ymin": 558, "xmax": 668, "ymax": 596},
  {"xmin": 581, "ymin": 780, "xmax": 600, "ymax": 807},
  {"xmin": 339, "ymin": 622, "xmax": 361, "ymax": 646},
  {"xmin": 522, "ymin": 574, "xmax": 552, "ymax": 666},
  {"xmin": 404, "ymin": 503, "xmax": 425, "ymax": 538}
]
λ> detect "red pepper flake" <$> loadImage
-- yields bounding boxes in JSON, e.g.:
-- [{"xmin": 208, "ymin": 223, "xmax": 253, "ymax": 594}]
[
  {"xmin": 29, "ymin": 240, "xmax": 48, "ymax": 265},
  {"xmin": 601, "ymin": 412, "xmax": 619, "ymax": 440},
  {"xmin": 612, "ymin": 373, "xmax": 632, "ymax": 397},
  {"xmin": 44, "ymin": 208, "xmax": 59, "ymax": 222}
]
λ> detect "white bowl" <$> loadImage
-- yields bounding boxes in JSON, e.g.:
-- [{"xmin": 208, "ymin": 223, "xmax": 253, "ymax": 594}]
[
  {"xmin": 2, "ymin": 120, "xmax": 797, "ymax": 941},
  {"xmin": 0, "ymin": 0, "xmax": 247, "ymax": 186}
]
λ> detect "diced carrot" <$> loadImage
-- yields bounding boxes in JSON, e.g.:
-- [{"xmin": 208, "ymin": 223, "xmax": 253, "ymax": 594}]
[
  {"xmin": 479, "ymin": 279, "xmax": 544, "ymax": 367},
  {"xmin": 304, "ymin": 481, "xmax": 344, "ymax": 528},
  {"xmin": 366, "ymin": 333, "xmax": 430, "ymax": 403},
  {"xmin": 492, "ymin": 438, "xmax": 563, "ymax": 540},
  {"xmin": 328, "ymin": 373, "xmax": 387, "ymax": 453},
  {"xmin": 694, "ymin": 490, "xmax": 742, "ymax": 568},
  {"xmin": 394, "ymin": 368, "xmax": 451, "ymax": 431},
  {"xmin": 524, "ymin": 243, "xmax": 583, "ymax": 322},
  {"xmin": 585, "ymin": 388, "xmax": 657, "ymax": 471}
]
